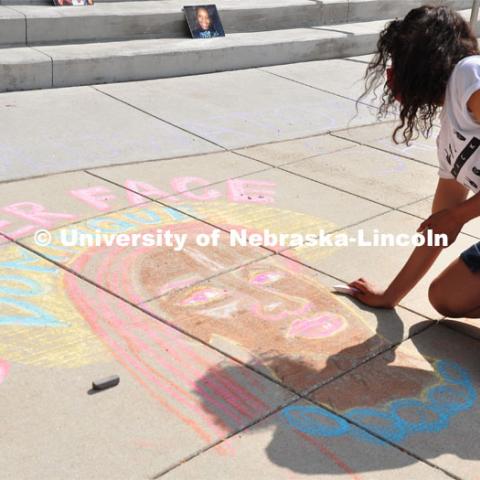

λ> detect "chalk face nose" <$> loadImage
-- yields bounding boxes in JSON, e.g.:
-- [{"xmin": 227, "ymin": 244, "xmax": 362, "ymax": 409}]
[{"xmin": 249, "ymin": 297, "xmax": 312, "ymax": 322}]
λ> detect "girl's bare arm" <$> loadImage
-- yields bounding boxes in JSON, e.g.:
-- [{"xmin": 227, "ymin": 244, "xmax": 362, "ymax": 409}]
[{"xmin": 350, "ymin": 178, "xmax": 468, "ymax": 308}]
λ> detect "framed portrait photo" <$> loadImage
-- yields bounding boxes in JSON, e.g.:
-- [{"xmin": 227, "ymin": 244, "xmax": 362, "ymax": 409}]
[{"xmin": 184, "ymin": 5, "xmax": 225, "ymax": 39}]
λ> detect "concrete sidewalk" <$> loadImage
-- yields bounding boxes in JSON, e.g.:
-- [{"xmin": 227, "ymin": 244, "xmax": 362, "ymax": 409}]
[{"xmin": 1, "ymin": 57, "xmax": 480, "ymax": 479}]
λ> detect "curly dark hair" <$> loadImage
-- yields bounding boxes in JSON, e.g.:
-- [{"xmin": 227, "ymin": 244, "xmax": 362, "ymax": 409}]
[{"xmin": 360, "ymin": 5, "xmax": 479, "ymax": 144}]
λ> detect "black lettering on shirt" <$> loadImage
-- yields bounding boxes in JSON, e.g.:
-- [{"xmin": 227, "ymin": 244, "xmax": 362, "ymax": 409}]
[
  {"xmin": 455, "ymin": 131, "xmax": 467, "ymax": 141},
  {"xmin": 467, "ymin": 178, "xmax": 478, "ymax": 189},
  {"xmin": 445, "ymin": 143, "xmax": 455, "ymax": 165},
  {"xmin": 451, "ymin": 137, "xmax": 480, "ymax": 178}
]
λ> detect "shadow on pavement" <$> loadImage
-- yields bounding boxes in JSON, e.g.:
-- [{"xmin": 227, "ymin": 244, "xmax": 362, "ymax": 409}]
[{"xmin": 193, "ymin": 308, "xmax": 480, "ymax": 476}]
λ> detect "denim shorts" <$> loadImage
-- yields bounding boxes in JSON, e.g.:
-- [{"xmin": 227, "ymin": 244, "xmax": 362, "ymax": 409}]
[{"xmin": 460, "ymin": 241, "xmax": 480, "ymax": 273}]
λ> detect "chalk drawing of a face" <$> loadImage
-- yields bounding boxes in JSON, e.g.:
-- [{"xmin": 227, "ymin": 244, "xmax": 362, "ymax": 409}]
[
  {"xmin": 150, "ymin": 253, "xmax": 385, "ymax": 391},
  {"xmin": 0, "ymin": 198, "xmax": 333, "ymax": 359},
  {"xmin": 0, "ymin": 197, "xmax": 394, "ymax": 449},
  {"xmin": 173, "ymin": 264, "xmax": 345, "ymax": 338},
  {"xmin": 2, "ymin": 186, "xmax": 477, "ymax": 476},
  {"xmin": 0, "ymin": 199, "xmax": 341, "ymax": 443}
]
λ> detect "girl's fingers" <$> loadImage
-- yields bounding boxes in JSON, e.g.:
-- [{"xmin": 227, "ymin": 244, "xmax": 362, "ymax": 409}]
[
  {"xmin": 417, "ymin": 217, "xmax": 429, "ymax": 232},
  {"xmin": 349, "ymin": 280, "xmax": 368, "ymax": 293},
  {"xmin": 418, "ymin": 217, "xmax": 433, "ymax": 233},
  {"xmin": 417, "ymin": 222, "xmax": 425, "ymax": 233}
]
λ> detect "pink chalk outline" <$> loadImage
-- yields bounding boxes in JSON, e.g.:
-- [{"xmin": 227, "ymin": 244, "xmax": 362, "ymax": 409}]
[{"xmin": 0, "ymin": 359, "xmax": 9, "ymax": 384}]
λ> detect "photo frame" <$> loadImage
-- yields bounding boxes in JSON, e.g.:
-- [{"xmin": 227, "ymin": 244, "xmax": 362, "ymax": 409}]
[{"xmin": 183, "ymin": 5, "xmax": 225, "ymax": 39}]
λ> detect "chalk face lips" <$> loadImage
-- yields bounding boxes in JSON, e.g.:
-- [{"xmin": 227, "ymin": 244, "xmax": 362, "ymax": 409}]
[{"xmin": 287, "ymin": 313, "xmax": 346, "ymax": 339}]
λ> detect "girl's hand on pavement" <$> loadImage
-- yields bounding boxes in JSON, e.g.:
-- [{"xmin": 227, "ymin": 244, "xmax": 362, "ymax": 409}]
[{"xmin": 348, "ymin": 278, "xmax": 396, "ymax": 309}]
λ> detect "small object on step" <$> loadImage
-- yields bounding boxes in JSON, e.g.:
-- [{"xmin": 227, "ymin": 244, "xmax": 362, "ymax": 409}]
[
  {"xmin": 92, "ymin": 375, "xmax": 120, "ymax": 391},
  {"xmin": 332, "ymin": 284, "xmax": 359, "ymax": 296}
]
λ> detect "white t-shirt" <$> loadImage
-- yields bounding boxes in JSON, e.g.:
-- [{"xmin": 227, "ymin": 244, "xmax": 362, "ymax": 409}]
[{"xmin": 437, "ymin": 55, "xmax": 480, "ymax": 192}]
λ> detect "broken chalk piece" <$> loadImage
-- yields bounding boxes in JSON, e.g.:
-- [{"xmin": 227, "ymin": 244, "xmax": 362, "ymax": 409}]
[
  {"xmin": 92, "ymin": 375, "xmax": 120, "ymax": 391},
  {"xmin": 332, "ymin": 284, "xmax": 359, "ymax": 296}
]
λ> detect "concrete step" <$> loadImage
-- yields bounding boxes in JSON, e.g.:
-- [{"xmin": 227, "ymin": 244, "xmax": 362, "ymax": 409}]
[
  {"xmin": 0, "ymin": 0, "xmax": 473, "ymax": 46},
  {"xmin": 0, "ymin": 1, "xmax": 475, "ymax": 93},
  {"xmin": 0, "ymin": 18, "xmax": 388, "ymax": 92}
]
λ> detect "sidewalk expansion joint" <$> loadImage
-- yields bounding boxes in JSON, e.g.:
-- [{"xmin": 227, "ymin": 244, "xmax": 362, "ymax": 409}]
[
  {"xmin": 90, "ymin": 85, "xmax": 228, "ymax": 151},
  {"xmin": 329, "ymin": 131, "xmax": 440, "ymax": 170},
  {"xmin": 258, "ymin": 67, "xmax": 378, "ymax": 110}
]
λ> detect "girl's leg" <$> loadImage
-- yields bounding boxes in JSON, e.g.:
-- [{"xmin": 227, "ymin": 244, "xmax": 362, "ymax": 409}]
[{"xmin": 429, "ymin": 258, "xmax": 480, "ymax": 318}]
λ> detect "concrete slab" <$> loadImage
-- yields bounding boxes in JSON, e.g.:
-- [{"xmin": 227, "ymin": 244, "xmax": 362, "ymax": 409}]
[
  {"xmin": 283, "ymin": 210, "xmax": 477, "ymax": 319},
  {"xmin": 0, "ymin": 241, "xmax": 292, "ymax": 478},
  {"xmin": 161, "ymin": 399, "xmax": 452, "ymax": 479},
  {"xmin": 0, "ymin": 86, "xmax": 220, "ymax": 182},
  {"xmin": 235, "ymin": 133, "xmax": 356, "ymax": 167},
  {"xmin": 442, "ymin": 318, "xmax": 480, "ymax": 341},
  {"xmin": 282, "ymin": 144, "xmax": 438, "ymax": 208},
  {"xmin": 158, "ymin": 168, "xmax": 389, "ymax": 246},
  {"xmin": 399, "ymin": 197, "xmax": 433, "ymax": 219},
  {"xmin": 310, "ymin": 325, "xmax": 480, "ymax": 480},
  {"xmin": 89, "ymin": 151, "xmax": 268, "ymax": 198},
  {"xmin": 95, "ymin": 69, "xmax": 381, "ymax": 149},
  {"xmin": 401, "ymin": 196, "xmax": 480, "ymax": 240},
  {"xmin": 19, "ymin": 202, "xmax": 271, "ymax": 304},
  {"xmin": 0, "ymin": 47, "xmax": 51, "ymax": 92},
  {"xmin": 0, "ymin": 6, "xmax": 26, "ymax": 46},
  {"xmin": 0, "ymin": 171, "xmax": 142, "ymax": 240},
  {"xmin": 262, "ymin": 58, "xmax": 377, "ymax": 105},
  {"xmin": 143, "ymin": 255, "xmax": 426, "ymax": 394},
  {"xmin": 333, "ymin": 121, "xmax": 439, "ymax": 167}
]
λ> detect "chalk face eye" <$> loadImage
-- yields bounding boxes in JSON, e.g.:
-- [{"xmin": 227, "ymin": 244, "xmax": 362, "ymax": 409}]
[
  {"xmin": 180, "ymin": 287, "xmax": 227, "ymax": 306},
  {"xmin": 250, "ymin": 271, "xmax": 284, "ymax": 286}
]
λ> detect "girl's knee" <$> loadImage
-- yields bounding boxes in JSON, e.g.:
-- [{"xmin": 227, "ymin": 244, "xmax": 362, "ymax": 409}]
[{"xmin": 428, "ymin": 279, "xmax": 463, "ymax": 318}]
